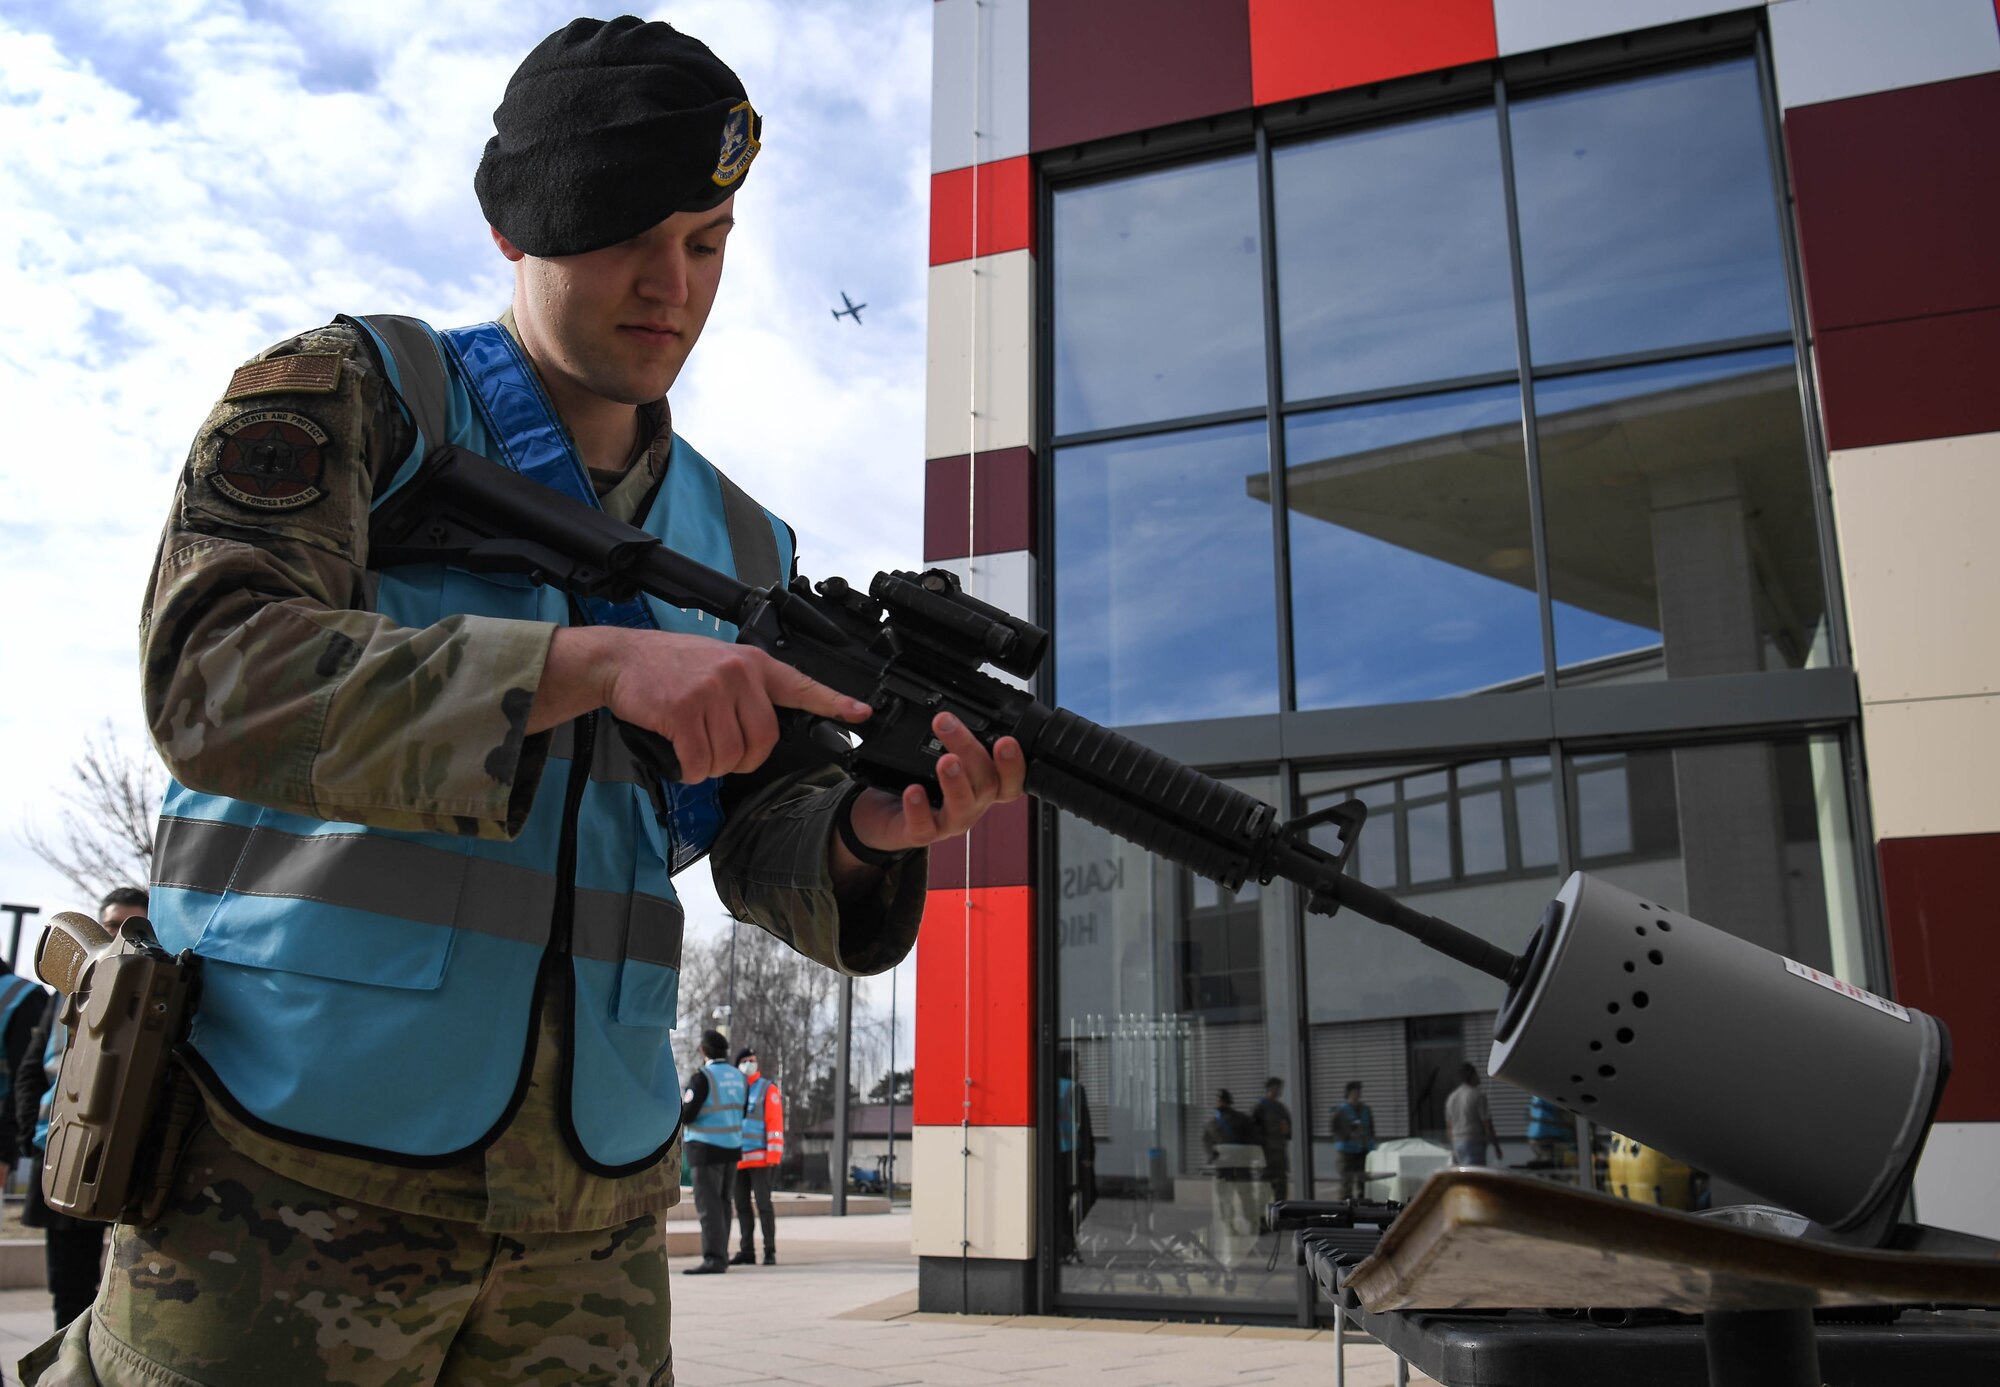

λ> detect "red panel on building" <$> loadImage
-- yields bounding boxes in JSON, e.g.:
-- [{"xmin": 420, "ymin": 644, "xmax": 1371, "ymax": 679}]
[
  {"xmin": 1029, "ymin": 0, "xmax": 1253, "ymax": 152},
  {"xmin": 926, "ymin": 795, "xmax": 1034, "ymax": 891},
  {"xmin": 1248, "ymin": 0, "xmax": 1498, "ymax": 107},
  {"xmin": 1786, "ymin": 73, "xmax": 2000, "ymax": 334},
  {"xmin": 914, "ymin": 886, "xmax": 1036, "ymax": 1127},
  {"xmin": 924, "ymin": 447, "xmax": 1036, "ymax": 559},
  {"xmin": 930, "ymin": 156, "xmax": 1036, "ymax": 266},
  {"xmin": 1879, "ymin": 832, "xmax": 2000, "ymax": 1122},
  {"xmin": 1815, "ymin": 306, "xmax": 2000, "ymax": 450}
]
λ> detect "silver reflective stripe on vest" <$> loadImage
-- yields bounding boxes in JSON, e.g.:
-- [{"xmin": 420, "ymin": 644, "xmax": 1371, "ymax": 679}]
[
  {"xmin": 361, "ymin": 314, "xmax": 451, "ymax": 447},
  {"xmin": 156, "ymin": 816, "xmax": 684, "ymax": 967}
]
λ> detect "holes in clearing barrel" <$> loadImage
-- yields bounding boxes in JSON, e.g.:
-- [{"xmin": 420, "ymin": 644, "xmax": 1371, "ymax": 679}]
[
  {"xmin": 1606, "ymin": 1001, "xmax": 1620, "ymax": 1015},
  {"xmin": 1648, "ymin": 949, "xmax": 1664, "ymax": 966},
  {"xmin": 1632, "ymin": 991, "xmax": 1650, "ymax": 1009},
  {"xmin": 1624, "ymin": 961, "xmax": 1636, "ymax": 973},
  {"xmin": 1616, "ymin": 1027, "xmax": 1634, "ymax": 1045},
  {"xmin": 1588, "ymin": 1040, "xmax": 1603, "ymax": 1052},
  {"xmin": 1598, "ymin": 1064, "xmax": 1616, "ymax": 1079},
  {"xmin": 1580, "ymin": 1093, "xmax": 1597, "ymax": 1104}
]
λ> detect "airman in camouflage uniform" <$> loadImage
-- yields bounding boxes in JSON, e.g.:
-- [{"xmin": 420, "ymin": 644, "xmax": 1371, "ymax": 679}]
[{"xmin": 21, "ymin": 17, "xmax": 1024, "ymax": 1387}]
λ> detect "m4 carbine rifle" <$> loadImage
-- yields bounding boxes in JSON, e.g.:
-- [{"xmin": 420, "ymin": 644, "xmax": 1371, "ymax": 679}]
[{"xmin": 369, "ymin": 446, "xmax": 1520, "ymax": 986}]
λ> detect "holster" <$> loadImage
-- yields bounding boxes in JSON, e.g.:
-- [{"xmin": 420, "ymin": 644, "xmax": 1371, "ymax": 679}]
[{"xmin": 42, "ymin": 935, "xmax": 200, "ymax": 1225}]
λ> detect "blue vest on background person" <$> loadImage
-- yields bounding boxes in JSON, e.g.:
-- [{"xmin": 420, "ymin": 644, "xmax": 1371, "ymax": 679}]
[
  {"xmin": 34, "ymin": 1000, "xmax": 65, "ymax": 1153},
  {"xmin": 1056, "ymin": 1077, "xmax": 1077, "ymax": 1154},
  {"xmin": 688, "ymin": 1060, "xmax": 746, "ymax": 1149},
  {"xmin": 147, "ymin": 316, "xmax": 795, "ymax": 1173},
  {"xmin": 1333, "ymin": 1101, "xmax": 1373, "ymax": 1154},
  {"xmin": 740, "ymin": 1074, "xmax": 771, "ymax": 1157},
  {"xmin": 1528, "ymin": 1095, "xmax": 1572, "ymax": 1142},
  {"xmin": 0, "ymin": 974, "xmax": 38, "ymax": 1108}
]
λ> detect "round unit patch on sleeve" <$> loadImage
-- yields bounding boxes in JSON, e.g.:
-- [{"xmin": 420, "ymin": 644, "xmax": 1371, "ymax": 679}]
[{"xmin": 209, "ymin": 410, "xmax": 330, "ymax": 511}]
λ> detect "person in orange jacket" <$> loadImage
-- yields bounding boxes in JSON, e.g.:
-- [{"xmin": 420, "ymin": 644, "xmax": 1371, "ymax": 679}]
[{"xmin": 730, "ymin": 1047, "xmax": 785, "ymax": 1265}]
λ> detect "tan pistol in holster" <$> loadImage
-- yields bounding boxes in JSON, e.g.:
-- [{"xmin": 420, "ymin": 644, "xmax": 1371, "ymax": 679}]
[{"xmin": 35, "ymin": 911, "xmax": 200, "ymax": 1225}]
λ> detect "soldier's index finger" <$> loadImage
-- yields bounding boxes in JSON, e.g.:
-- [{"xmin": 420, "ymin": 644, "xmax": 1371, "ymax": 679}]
[{"xmin": 764, "ymin": 661, "xmax": 872, "ymax": 722}]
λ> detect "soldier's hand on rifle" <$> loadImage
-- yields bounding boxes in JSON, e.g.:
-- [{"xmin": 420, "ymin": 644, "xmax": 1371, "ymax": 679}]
[
  {"xmin": 838, "ymin": 711, "xmax": 1026, "ymax": 866},
  {"xmin": 533, "ymin": 627, "xmax": 873, "ymax": 781}
]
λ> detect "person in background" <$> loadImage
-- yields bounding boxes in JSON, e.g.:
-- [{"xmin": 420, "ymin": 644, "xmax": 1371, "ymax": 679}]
[
  {"xmin": 1330, "ymin": 1080, "xmax": 1376, "ymax": 1201},
  {"xmin": 1253, "ymin": 1077, "xmax": 1293, "ymax": 1207},
  {"xmin": 679, "ymin": 1030, "xmax": 744, "ymax": 1274},
  {"xmin": 1445, "ymin": 1062, "xmax": 1504, "ymax": 1167},
  {"xmin": 15, "ymin": 888, "xmax": 144, "ymax": 1328},
  {"xmin": 1201, "ymin": 1089, "xmax": 1263, "ymax": 1265},
  {"xmin": 0, "ymin": 919, "xmax": 53, "ymax": 1220},
  {"xmin": 729, "ymin": 1046, "xmax": 782, "ymax": 1266},
  {"xmin": 1053, "ymin": 1050, "xmax": 1096, "ymax": 1261}
]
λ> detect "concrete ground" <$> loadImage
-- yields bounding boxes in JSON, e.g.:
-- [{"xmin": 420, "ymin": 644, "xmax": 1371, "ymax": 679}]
[{"xmin": 0, "ymin": 1211, "xmax": 1429, "ymax": 1386}]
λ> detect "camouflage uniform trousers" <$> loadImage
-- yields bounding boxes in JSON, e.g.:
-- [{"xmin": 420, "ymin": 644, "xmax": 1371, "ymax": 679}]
[{"xmin": 19, "ymin": 1121, "xmax": 673, "ymax": 1387}]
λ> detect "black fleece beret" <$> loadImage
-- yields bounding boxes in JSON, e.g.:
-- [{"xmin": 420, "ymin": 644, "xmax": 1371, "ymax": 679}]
[{"xmin": 476, "ymin": 16, "xmax": 762, "ymax": 257}]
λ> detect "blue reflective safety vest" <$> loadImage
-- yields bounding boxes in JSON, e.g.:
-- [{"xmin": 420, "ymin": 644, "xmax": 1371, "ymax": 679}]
[
  {"xmin": 34, "ymin": 1000, "xmax": 64, "ymax": 1153},
  {"xmin": 688, "ymin": 1061, "xmax": 746, "ymax": 1149},
  {"xmin": 741, "ymin": 1074, "xmax": 771, "ymax": 1156},
  {"xmin": 1056, "ymin": 1077, "xmax": 1076, "ymax": 1154},
  {"xmin": 0, "ymin": 974, "xmax": 38, "ymax": 1109},
  {"xmin": 149, "ymin": 316, "xmax": 795, "ymax": 1172}
]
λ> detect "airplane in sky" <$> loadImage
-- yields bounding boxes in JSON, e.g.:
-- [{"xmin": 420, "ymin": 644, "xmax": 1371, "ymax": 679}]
[{"xmin": 832, "ymin": 291, "xmax": 866, "ymax": 325}]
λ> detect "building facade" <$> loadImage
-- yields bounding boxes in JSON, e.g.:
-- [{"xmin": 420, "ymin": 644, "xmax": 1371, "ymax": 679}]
[{"xmin": 913, "ymin": 0, "xmax": 2000, "ymax": 1320}]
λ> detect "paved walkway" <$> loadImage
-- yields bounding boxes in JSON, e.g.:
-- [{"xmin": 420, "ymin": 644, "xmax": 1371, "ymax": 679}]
[{"xmin": 0, "ymin": 1212, "xmax": 1430, "ymax": 1386}]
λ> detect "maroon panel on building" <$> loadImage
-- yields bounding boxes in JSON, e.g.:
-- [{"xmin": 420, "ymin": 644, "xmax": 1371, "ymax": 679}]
[
  {"xmin": 1786, "ymin": 72, "xmax": 2000, "ymax": 334},
  {"xmin": 1879, "ymin": 832, "xmax": 2000, "ymax": 1122},
  {"xmin": 1029, "ymin": 0, "xmax": 1253, "ymax": 152},
  {"xmin": 924, "ymin": 447, "xmax": 1036, "ymax": 561},
  {"xmin": 926, "ymin": 795, "xmax": 1034, "ymax": 891},
  {"xmin": 1815, "ymin": 306, "xmax": 2000, "ymax": 451}
]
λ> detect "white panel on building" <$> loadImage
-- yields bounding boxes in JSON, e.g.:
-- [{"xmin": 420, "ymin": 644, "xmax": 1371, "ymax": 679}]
[
  {"xmin": 926, "ymin": 250, "xmax": 1036, "ymax": 460},
  {"xmin": 1912, "ymin": 1122, "xmax": 2000, "ymax": 1238},
  {"xmin": 1858, "ymin": 694, "xmax": 2000, "ymax": 839},
  {"xmin": 931, "ymin": 0, "xmax": 1031, "ymax": 174},
  {"xmin": 1830, "ymin": 431, "xmax": 2000, "ymax": 704},
  {"xmin": 911, "ymin": 1124, "xmax": 1035, "ymax": 1258},
  {"xmin": 930, "ymin": 547, "xmax": 1034, "ymax": 613},
  {"xmin": 1495, "ymin": 0, "xmax": 1750, "ymax": 57},
  {"xmin": 1770, "ymin": 0, "xmax": 2000, "ymax": 109}
]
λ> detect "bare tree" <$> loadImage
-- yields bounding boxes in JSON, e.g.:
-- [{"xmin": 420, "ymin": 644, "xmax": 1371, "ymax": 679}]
[{"xmin": 20, "ymin": 722, "xmax": 165, "ymax": 900}]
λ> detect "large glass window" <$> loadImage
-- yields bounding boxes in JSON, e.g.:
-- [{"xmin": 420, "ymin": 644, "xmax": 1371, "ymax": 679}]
[
  {"xmin": 1565, "ymin": 734, "xmax": 1872, "ymax": 983},
  {"xmin": 1281, "ymin": 384, "xmax": 1543, "ymax": 707},
  {"xmin": 1538, "ymin": 346, "xmax": 1829, "ymax": 683},
  {"xmin": 1510, "ymin": 57, "xmax": 1792, "ymax": 366},
  {"xmin": 1055, "ymin": 776, "xmax": 1297, "ymax": 1308},
  {"xmin": 1055, "ymin": 420, "xmax": 1279, "ymax": 726},
  {"xmin": 1053, "ymin": 155, "xmax": 1266, "ymax": 436},
  {"xmin": 1273, "ymin": 105, "xmax": 1516, "ymax": 400},
  {"xmin": 1044, "ymin": 32, "xmax": 1871, "ymax": 1318}
]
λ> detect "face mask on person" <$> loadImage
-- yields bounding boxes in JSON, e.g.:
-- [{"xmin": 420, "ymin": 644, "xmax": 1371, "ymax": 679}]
[{"xmin": 742, "ymin": 1059, "xmax": 759, "ymax": 1078}]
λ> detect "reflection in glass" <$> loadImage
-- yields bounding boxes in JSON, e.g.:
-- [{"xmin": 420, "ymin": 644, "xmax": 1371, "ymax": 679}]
[
  {"xmin": 1278, "ymin": 386, "xmax": 1544, "ymax": 708},
  {"xmin": 1056, "ymin": 421, "xmax": 1279, "ymax": 726},
  {"xmin": 1511, "ymin": 58, "xmax": 1790, "ymax": 365},
  {"xmin": 1535, "ymin": 347, "xmax": 1828, "ymax": 684},
  {"xmin": 1056, "ymin": 776, "xmax": 1296, "ymax": 1305},
  {"xmin": 1273, "ymin": 106, "xmax": 1516, "ymax": 400},
  {"xmin": 1053, "ymin": 155, "xmax": 1266, "ymax": 436},
  {"xmin": 1299, "ymin": 758, "xmax": 1563, "ymax": 1167},
  {"xmin": 1563, "ymin": 735, "xmax": 1871, "ymax": 986}
]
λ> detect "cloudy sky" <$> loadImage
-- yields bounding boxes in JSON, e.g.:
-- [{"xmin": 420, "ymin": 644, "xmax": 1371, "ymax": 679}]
[{"xmin": 0, "ymin": 0, "xmax": 936, "ymax": 1058}]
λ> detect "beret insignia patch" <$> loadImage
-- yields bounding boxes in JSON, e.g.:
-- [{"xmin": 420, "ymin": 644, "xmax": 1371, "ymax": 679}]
[
  {"xmin": 209, "ymin": 410, "xmax": 329, "ymax": 512},
  {"xmin": 221, "ymin": 353, "xmax": 342, "ymax": 402},
  {"xmin": 712, "ymin": 101, "xmax": 760, "ymax": 188}
]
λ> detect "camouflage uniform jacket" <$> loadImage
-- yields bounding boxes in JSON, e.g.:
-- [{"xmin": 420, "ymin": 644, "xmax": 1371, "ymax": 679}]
[{"xmin": 143, "ymin": 316, "xmax": 926, "ymax": 1233}]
